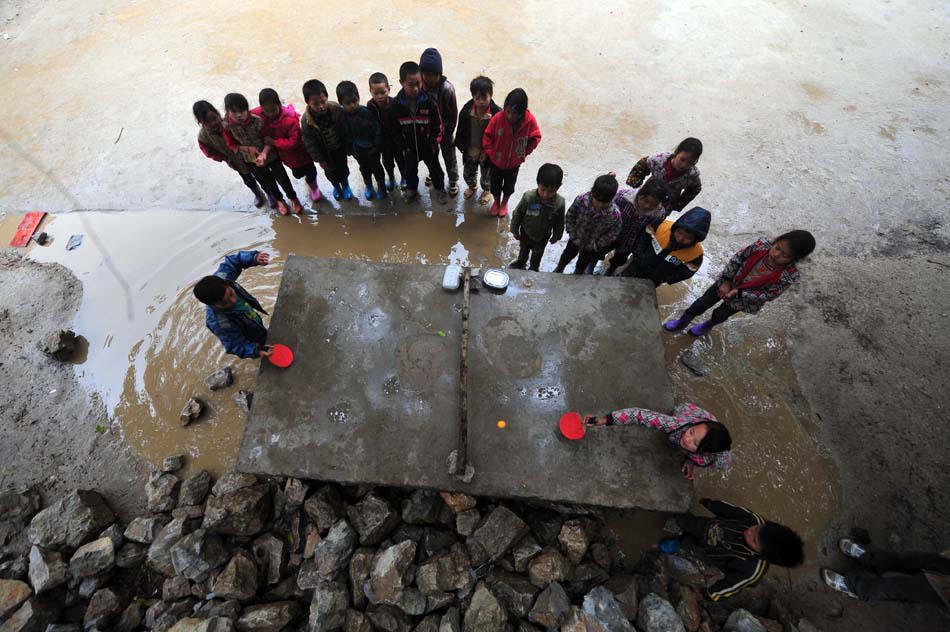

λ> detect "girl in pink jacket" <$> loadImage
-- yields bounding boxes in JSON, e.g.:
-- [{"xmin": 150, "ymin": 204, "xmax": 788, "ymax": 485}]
[
  {"xmin": 482, "ymin": 89, "xmax": 542, "ymax": 217},
  {"xmin": 252, "ymin": 88, "xmax": 321, "ymax": 204}
]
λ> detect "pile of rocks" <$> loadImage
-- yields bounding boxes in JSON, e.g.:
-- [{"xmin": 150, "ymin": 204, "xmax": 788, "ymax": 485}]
[{"xmin": 0, "ymin": 464, "xmax": 820, "ymax": 632}]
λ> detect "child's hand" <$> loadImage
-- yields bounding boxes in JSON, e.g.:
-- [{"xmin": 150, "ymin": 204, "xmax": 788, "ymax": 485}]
[
  {"xmin": 583, "ymin": 414, "xmax": 607, "ymax": 426},
  {"xmin": 259, "ymin": 345, "xmax": 274, "ymax": 358},
  {"xmin": 255, "ymin": 154, "xmax": 267, "ymax": 166},
  {"xmin": 717, "ymin": 282, "xmax": 732, "ymax": 299},
  {"xmin": 244, "ymin": 146, "xmax": 260, "ymax": 158},
  {"xmin": 681, "ymin": 462, "xmax": 696, "ymax": 480},
  {"xmin": 255, "ymin": 252, "xmax": 271, "ymax": 265}
]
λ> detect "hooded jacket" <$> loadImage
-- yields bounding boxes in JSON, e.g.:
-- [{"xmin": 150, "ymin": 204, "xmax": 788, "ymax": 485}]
[
  {"xmin": 626, "ymin": 152, "xmax": 702, "ymax": 213},
  {"xmin": 339, "ymin": 105, "xmax": 384, "ymax": 158},
  {"xmin": 607, "ymin": 403, "xmax": 734, "ymax": 472},
  {"xmin": 622, "ymin": 206, "xmax": 710, "ymax": 286},
  {"xmin": 204, "ymin": 251, "xmax": 269, "ymax": 359},
  {"xmin": 716, "ymin": 238, "xmax": 801, "ymax": 314},
  {"xmin": 223, "ymin": 114, "xmax": 279, "ymax": 165},
  {"xmin": 249, "ymin": 104, "xmax": 312, "ymax": 169},
  {"xmin": 420, "ymin": 48, "xmax": 458, "ymax": 137},
  {"xmin": 389, "ymin": 89, "xmax": 442, "ymax": 157},
  {"xmin": 301, "ymin": 102, "xmax": 344, "ymax": 164},
  {"xmin": 482, "ymin": 110, "xmax": 542, "ymax": 171},
  {"xmin": 454, "ymin": 99, "xmax": 501, "ymax": 156},
  {"xmin": 694, "ymin": 499, "xmax": 770, "ymax": 601}
]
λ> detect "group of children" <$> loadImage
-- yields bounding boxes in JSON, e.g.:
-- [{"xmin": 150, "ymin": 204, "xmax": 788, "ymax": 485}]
[{"xmin": 195, "ymin": 48, "xmax": 540, "ymax": 217}]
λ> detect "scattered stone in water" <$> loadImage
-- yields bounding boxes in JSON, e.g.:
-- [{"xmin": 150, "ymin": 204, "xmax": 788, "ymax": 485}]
[
  {"xmin": 38, "ymin": 329, "xmax": 78, "ymax": 360},
  {"xmin": 180, "ymin": 397, "xmax": 205, "ymax": 426},
  {"xmin": 162, "ymin": 454, "xmax": 185, "ymax": 472},
  {"xmin": 679, "ymin": 348, "xmax": 707, "ymax": 377},
  {"xmin": 234, "ymin": 389, "xmax": 254, "ymax": 412},
  {"xmin": 205, "ymin": 366, "xmax": 234, "ymax": 391}
]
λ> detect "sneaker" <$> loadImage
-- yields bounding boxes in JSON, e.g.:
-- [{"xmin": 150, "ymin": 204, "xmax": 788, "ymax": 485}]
[
  {"xmin": 290, "ymin": 198, "xmax": 303, "ymax": 214},
  {"xmin": 448, "ymin": 182, "xmax": 459, "ymax": 196},
  {"xmin": 403, "ymin": 189, "xmax": 420, "ymax": 203},
  {"xmin": 386, "ymin": 176, "xmax": 396, "ymax": 191},
  {"xmin": 463, "ymin": 186, "xmax": 476, "ymax": 200},
  {"xmin": 498, "ymin": 204, "xmax": 508, "ymax": 218},
  {"xmin": 332, "ymin": 184, "xmax": 343, "ymax": 200},
  {"xmin": 839, "ymin": 538, "xmax": 866, "ymax": 559},
  {"xmin": 478, "ymin": 190, "xmax": 492, "ymax": 206},
  {"xmin": 307, "ymin": 179, "xmax": 321, "ymax": 201},
  {"xmin": 400, "ymin": 178, "xmax": 408, "ymax": 191},
  {"xmin": 425, "ymin": 176, "xmax": 432, "ymax": 187},
  {"xmin": 364, "ymin": 185, "xmax": 375, "ymax": 201},
  {"xmin": 276, "ymin": 200, "xmax": 290, "ymax": 216},
  {"xmin": 342, "ymin": 183, "xmax": 354, "ymax": 200},
  {"xmin": 663, "ymin": 317, "xmax": 691, "ymax": 332},
  {"xmin": 688, "ymin": 320, "xmax": 714, "ymax": 337},
  {"xmin": 821, "ymin": 569, "xmax": 858, "ymax": 599},
  {"xmin": 435, "ymin": 189, "xmax": 448, "ymax": 204},
  {"xmin": 252, "ymin": 190, "xmax": 266, "ymax": 208}
]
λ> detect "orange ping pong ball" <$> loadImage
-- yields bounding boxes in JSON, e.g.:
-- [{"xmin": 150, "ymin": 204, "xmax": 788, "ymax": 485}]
[{"xmin": 497, "ymin": 420, "xmax": 507, "ymax": 429}]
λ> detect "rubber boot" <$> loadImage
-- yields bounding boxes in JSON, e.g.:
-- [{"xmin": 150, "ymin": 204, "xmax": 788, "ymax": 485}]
[
  {"xmin": 490, "ymin": 200, "xmax": 500, "ymax": 217},
  {"xmin": 290, "ymin": 198, "xmax": 303, "ymax": 214},
  {"xmin": 251, "ymin": 184, "xmax": 266, "ymax": 208},
  {"xmin": 342, "ymin": 180, "xmax": 354, "ymax": 201},
  {"xmin": 364, "ymin": 182, "xmax": 376, "ymax": 200},
  {"xmin": 267, "ymin": 192, "xmax": 278, "ymax": 209},
  {"xmin": 688, "ymin": 320, "xmax": 715, "ymax": 337},
  {"xmin": 276, "ymin": 200, "xmax": 290, "ymax": 215},
  {"xmin": 663, "ymin": 315, "xmax": 693, "ymax": 332},
  {"xmin": 498, "ymin": 195, "xmax": 510, "ymax": 217},
  {"xmin": 400, "ymin": 177, "xmax": 408, "ymax": 191},
  {"xmin": 385, "ymin": 173, "xmax": 396, "ymax": 191},
  {"xmin": 306, "ymin": 178, "xmax": 321, "ymax": 202},
  {"xmin": 332, "ymin": 183, "xmax": 343, "ymax": 200}
]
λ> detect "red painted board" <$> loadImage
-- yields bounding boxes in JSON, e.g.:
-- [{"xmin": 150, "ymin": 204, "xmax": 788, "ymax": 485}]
[{"xmin": 9, "ymin": 212, "xmax": 46, "ymax": 247}]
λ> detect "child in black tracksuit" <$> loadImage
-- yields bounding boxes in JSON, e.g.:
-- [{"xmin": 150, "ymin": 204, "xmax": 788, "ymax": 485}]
[
  {"xmin": 367, "ymin": 72, "xmax": 405, "ymax": 191},
  {"xmin": 390, "ymin": 61, "xmax": 446, "ymax": 204},
  {"xmin": 337, "ymin": 81, "xmax": 386, "ymax": 200}
]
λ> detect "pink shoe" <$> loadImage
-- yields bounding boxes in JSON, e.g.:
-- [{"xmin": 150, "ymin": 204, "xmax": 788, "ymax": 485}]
[{"xmin": 307, "ymin": 180, "xmax": 322, "ymax": 202}]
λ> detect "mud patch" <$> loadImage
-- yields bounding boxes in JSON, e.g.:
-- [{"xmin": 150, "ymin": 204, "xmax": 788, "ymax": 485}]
[
  {"xmin": 396, "ymin": 334, "xmax": 453, "ymax": 392},
  {"xmin": 481, "ymin": 316, "xmax": 543, "ymax": 378}
]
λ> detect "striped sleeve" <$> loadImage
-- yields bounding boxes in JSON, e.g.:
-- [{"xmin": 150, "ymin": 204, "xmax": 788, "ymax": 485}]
[{"xmin": 705, "ymin": 557, "xmax": 769, "ymax": 601}]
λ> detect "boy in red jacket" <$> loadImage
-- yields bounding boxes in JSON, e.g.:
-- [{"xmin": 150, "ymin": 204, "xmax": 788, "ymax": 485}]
[
  {"xmin": 252, "ymin": 88, "xmax": 321, "ymax": 205},
  {"xmin": 482, "ymin": 88, "xmax": 542, "ymax": 217}
]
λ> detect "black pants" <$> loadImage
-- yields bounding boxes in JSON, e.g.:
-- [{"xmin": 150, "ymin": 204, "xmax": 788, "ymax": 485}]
[
  {"xmin": 381, "ymin": 142, "xmax": 404, "ymax": 181},
  {"xmin": 238, "ymin": 171, "xmax": 262, "ymax": 193},
  {"xmin": 513, "ymin": 237, "xmax": 548, "ymax": 271},
  {"xmin": 322, "ymin": 147, "xmax": 350, "ymax": 188},
  {"xmin": 355, "ymin": 152, "xmax": 386, "ymax": 188},
  {"xmin": 404, "ymin": 147, "xmax": 444, "ymax": 192},
  {"xmin": 606, "ymin": 249, "xmax": 632, "ymax": 275},
  {"xmin": 290, "ymin": 163, "xmax": 318, "ymax": 183},
  {"xmin": 249, "ymin": 160, "xmax": 297, "ymax": 202},
  {"xmin": 489, "ymin": 163, "xmax": 519, "ymax": 198},
  {"xmin": 846, "ymin": 550, "xmax": 950, "ymax": 605},
  {"xmin": 555, "ymin": 241, "xmax": 601, "ymax": 275},
  {"xmin": 682, "ymin": 283, "xmax": 740, "ymax": 325}
]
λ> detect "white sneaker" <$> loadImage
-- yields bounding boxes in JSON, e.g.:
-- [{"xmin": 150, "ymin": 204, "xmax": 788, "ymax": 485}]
[
  {"xmin": 839, "ymin": 538, "xmax": 866, "ymax": 559},
  {"xmin": 822, "ymin": 568, "xmax": 858, "ymax": 599}
]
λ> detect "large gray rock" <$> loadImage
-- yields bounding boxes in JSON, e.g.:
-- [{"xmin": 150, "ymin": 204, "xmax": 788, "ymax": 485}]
[
  {"xmin": 412, "ymin": 613, "xmax": 441, "ymax": 632},
  {"xmin": 147, "ymin": 518, "xmax": 193, "ymax": 576},
  {"xmin": 203, "ymin": 484, "xmax": 271, "ymax": 537},
  {"xmin": 27, "ymin": 547, "xmax": 66, "ymax": 594},
  {"xmin": 558, "ymin": 520, "xmax": 589, "ymax": 565},
  {"xmin": 98, "ymin": 523, "xmax": 124, "ymax": 550},
  {"xmin": 348, "ymin": 548, "xmax": 375, "ymax": 610},
  {"xmin": 0, "ymin": 489, "xmax": 41, "ymax": 525},
  {"xmin": 637, "ymin": 593, "xmax": 685, "ymax": 632},
  {"xmin": 236, "ymin": 601, "xmax": 304, "ymax": 632},
  {"xmin": 462, "ymin": 582, "xmax": 507, "ymax": 632},
  {"xmin": 205, "ymin": 366, "xmax": 234, "ymax": 391},
  {"xmin": 115, "ymin": 601, "xmax": 146, "ymax": 632},
  {"xmin": 663, "ymin": 555, "xmax": 705, "ymax": 589},
  {"xmin": 145, "ymin": 597, "xmax": 197, "ymax": 631},
  {"xmin": 84, "ymin": 587, "xmax": 123, "ymax": 630},
  {"xmin": 212, "ymin": 550, "xmax": 259, "ymax": 601},
  {"xmin": 163, "ymin": 454, "xmax": 186, "ymax": 473},
  {"xmin": 415, "ymin": 544, "xmax": 470, "ymax": 595},
  {"xmin": 724, "ymin": 609, "xmax": 768, "ymax": 632},
  {"xmin": 163, "ymin": 575, "xmax": 192, "ymax": 601},
  {"xmin": 368, "ymin": 540, "xmax": 416, "ymax": 606},
  {"xmin": 455, "ymin": 510, "xmax": 479, "ymax": 537},
  {"xmin": 308, "ymin": 581, "xmax": 349, "ymax": 632},
  {"xmin": 0, "ymin": 593, "xmax": 62, "ymax": 632},
  {"xmin": 39, "ymin": 329, "xmax": 78, "ymax": 360},
  {"xmin": 528, "ymin": 581, "xmax": 569, "ymax": 628},
  {"xmin": 168, "ymin": 618, "xmax": 236, "ymax": 632},
  {"xmin": 366, "ymin": 605, "xmax": 410, "ymax": 632},
  {"xmin": 180, "ymin": 398, "xmax": 205, "ymax": 426},
  {"xmin": 488, "ymin": 572, "xmax": 538, "ymax": 618},
  {"xmin": 125, "ymin": 516, "xmax": 170, "ymax": 544},
  {"xmin": 438, "ymin": 607, "xmax": 460, "ymax": 632},
  {"xmin": 311, "ymin": 520, "xmax": 358, "ymax": 581},
  {"xmin": 179, "ymin": 471, "xmax": 213, "ymax": 507},
  {"xmin": 251, "ymin": 534, "xmax": 285, "ymax": 586},
  {"xmin": 212, "ymin": 472, "xmax": 258, "ymax": 496},
  {"xmin": 583, "ymin": 586, "xmax": 635, "ymax": 631},
  {"xmin": 147, "ymin": 471, "xmax": 181, "ymax": 513},
  {"xmin": 401, "ymin": 490, "xmax": 445, "ymax": 525},
  {"xmin": 466, "ymin": 507, "xmax": 529, "ymax": 565},
  {"xmin": 567, "ymin": 562, "xmax": 610, "ymax": 594},
  {"xmin": 115, "ymin": 542, "xmax": 148, "ymax": 568},
  {"xmin": 527, "ymin": 547, "xmax": 570, "ymax": 588},
  {"xmin": 67, "ymin": 536, "xmax": 114, "ymax": 578},
  {"xmin": 27, "ymin": 491, "xmax": 114, "ymax": 550},
  {"xmin": 283, "ymin": 478, "xmax": 308, "ymax": 510},
  {"xmin": 347, "ymin": 492, "xmax": 400, "ymax": 546},
  {"xmin": 605, "ymin": 575, "xmax": 638, "ymax": 621},
  {"xmin": 0, "ymin": 579, "xmax": 31, "ymax": 619},
  {"xmin": 396, "ymin": 587, "xmax": 426, "ymax": 616},
  {"xmin": 420, "ymin": 529, "xmax": 457, "ymax": 560},
  {"xmin": 344, "ymin": 609, "xmax": 374, "ymax": 632},
  {"xmin": 170, "ymin": 529, "xmax": 229, "ymax": 581},
  {"xmin": 304, "ymin": 487, "xmax": 344, "ymax": 536}
]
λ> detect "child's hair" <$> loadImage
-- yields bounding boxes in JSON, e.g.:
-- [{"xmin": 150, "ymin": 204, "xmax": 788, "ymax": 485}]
[
  {"xmin": 774, "ymin": 230, "xmax": 816, "ymax": 261},
  {"xmin": 591, "ymin": 174, "xmax": 619, "ymax": 202},
  {"xmin": 224, "ymin": 93, "xmax": 249, "ymax": 113},
  {"xmin": 302, "ymin": 80, "xmax": 328, "ymax": 101},
  {"xmin": 470, "ymin": 76, "xmax": 494, "ymax": 98},
  {"xmin": 503, "ymin": 88, "xmax": 528, "ymax": 112},
  {"xmin": 258, "ymin": 88, "xmax": 280, "ymax": 107},
  {"xmin": 369, "ymin": 72, "xmax": 389, "ymax": 86},
  {"xmin": 536, "ymin": 163, "xmax": 563, "ymax": 188},
  {"xmin": 193, "ymin": 276, "xmax": 229, "ymax": 306},
  {"xmin": 697, "ymin": 421, "xmax": 732, "ymax": 453},
  {"xmin": 192, "ymin": 100, "xmax": 218, "ymax": 125},
  {"xmin": 336, "ymin": 81, "xmax": 359, "ymax": 104},
  {"xmin": 674, "ymin": 137, "xmax": 703, "ymax": 161},
  {"xmin": 759, "ymin": 522, "xmax": 805, "ymax": 567},
  {"xmin": 399, "ymin": 61, "xmax": 420, "ymax": 82},
  {"xmin": 637, "ymin": 177, "xmax": 670, "ymax": 203}
]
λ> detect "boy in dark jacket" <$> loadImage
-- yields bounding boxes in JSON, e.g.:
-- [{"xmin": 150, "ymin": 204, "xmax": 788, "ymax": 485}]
[
  {"xmin": 621, "ymin": 206, "xmax": 711, "ymax": 286},
  {"xmin": 509, "ymin": 163, "xmax": 565, "ymax": 271},
  {"xmin": 301, "ymin": 79, "xmax": 353, "ymax": 201},
  {"xmin": 367, "ymin": 72, "xmax": 405, "ymax": 191},
  {"xmin": 555, "ymin": 174, "xmax": 622, "ymax": 274},
  {"xmin": 454, "ymin": 76, "xmax": 501, "ymax": 206},
  {"xmin": 390, "ymin": 61, "xmax": 446, "ymax": 204},
  {"xmin": 672, "ymin": 498, "xmax": 804, "ymax": 601},
  {"xmin": 420, "ymin": 48, "xmax": 459, "ymax": 196},
  {"xmin": 337, "ymin": 81, "xmax": 386, "ymax": 200},
  {"xmin": 193, "ymin": 251, "xmax": 273, "ymax": 359}
]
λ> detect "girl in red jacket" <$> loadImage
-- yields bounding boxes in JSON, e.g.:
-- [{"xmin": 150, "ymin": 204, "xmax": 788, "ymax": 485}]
[
  {"xmin": 482, "ymin": 89, "xmax": 542, "ymax": 217},
  {"xmin": 252, "ymin": 89, "xmax": 321, "ymax": 206}
]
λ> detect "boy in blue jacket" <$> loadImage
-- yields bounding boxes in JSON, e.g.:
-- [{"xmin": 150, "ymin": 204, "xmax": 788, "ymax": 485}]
[{"xmin": 193, "ymin": 251, "xmax": 273, "ymax": 359}]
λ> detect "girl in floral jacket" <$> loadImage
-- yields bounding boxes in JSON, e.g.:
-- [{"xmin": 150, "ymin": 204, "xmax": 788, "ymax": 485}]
[
  {"xmin": 626, "ymin": 138, "xmax": 703, "ymax": 215},
  {"xmin": 664, "ymin": 230, "xmax": 816, "ymax": 336},
  {"xmin": 583, "ymin": 403, "xmax": 733, "ymax": 480}
]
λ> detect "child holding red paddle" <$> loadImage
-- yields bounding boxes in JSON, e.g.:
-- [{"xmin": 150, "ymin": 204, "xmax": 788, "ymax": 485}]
[{"xmin": 663, "ymin": 230, "xmax": 816, "ymax": 336}]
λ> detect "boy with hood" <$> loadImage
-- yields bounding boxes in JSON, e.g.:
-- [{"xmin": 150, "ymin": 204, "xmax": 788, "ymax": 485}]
[
  {"xmin": 301, "ymin": 79, "xmax": 353, "ymax": 201},
  {"xmin": 621, "ymin": 206, "xmax": 711, "ymax": 286},
  {"xmin": 554, "ymin": 174, "xmax": 622, "ymax": 274},
  {"xmin": 193, "ymin": 250, "xmax": 273, "ymax": 359},
  {"xmin": 251, "ymin": 88, "xmax": 320, "ymax": 206},
  {"xmin": 390, "ymin": 61, "xmax": 447, "ymax": 204},
  {"xmin": 420, "ymin": 47, "xmax": 460, "ymax": 196},
  {"xmin": 482, "ymin": 88, "xmax": 542, "ymax": 217}
]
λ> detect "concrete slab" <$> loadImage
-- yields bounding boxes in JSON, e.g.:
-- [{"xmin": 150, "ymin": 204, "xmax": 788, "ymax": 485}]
[{"xmin": 237, "ymin": 256, "xmax": 691, "ymax": 511}]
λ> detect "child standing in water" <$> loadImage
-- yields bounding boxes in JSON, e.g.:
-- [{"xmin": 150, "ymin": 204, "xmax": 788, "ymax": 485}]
[
  {"xmin": 454, "ymin": 76, "xmax": 500, "ymax": 206},
  {"xmin": 482, "ymin": 89, "xmax": 542, "ymax": 217},
  {"xmin": 554, "ymin": 174, "xmax": 622, "ymax": 274},
  {"xmin": 664, "ymin": 230, "xmax": 816, "ymax": 336},
  {"xmin": 509, "ymin": 163, "xmax": 565, "ymax": 271},
  {"xmin": 420, "ymin": 47, "xmax": 459, "ymax": 196},
  {"xmin": 252, "ymin": 88, "xmax": 321, "ymax": 204},
  {"xmin": 337, "ymin": 81, "xmax": 386, "ymax": 200},
  {"xmin": 367, "ymin": 72, "xmax": 405, "ymax": 191},
  {"xmin": 626, "ymin": 138, "xmax": 703, "ymax": 216},
  {"xmin": 222, "ymin": 93, "xmax": 300, "ymax": 215},
  {"xmin": 301, "ymin": 79, "xmax": 353, "ymax": 201},
  {"xmin": 194, "ymin": 100, "xmax": 266, "ymax": 208}
]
